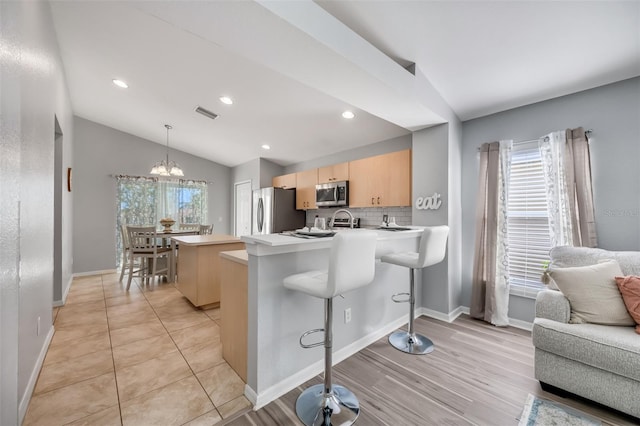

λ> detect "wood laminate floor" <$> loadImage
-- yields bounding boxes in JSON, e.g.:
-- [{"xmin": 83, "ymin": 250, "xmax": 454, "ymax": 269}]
[{"xmin": 225, "ymin": 315, "xmax": 638, "ymax": 426}]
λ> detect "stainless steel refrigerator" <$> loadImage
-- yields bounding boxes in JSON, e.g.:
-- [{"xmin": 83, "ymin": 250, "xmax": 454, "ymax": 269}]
[{"xmin": 252, "ymin": 187, "xmax": 306, "ymax": 234}]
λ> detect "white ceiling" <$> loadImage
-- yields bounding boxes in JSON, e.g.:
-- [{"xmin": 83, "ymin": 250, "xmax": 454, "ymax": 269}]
[{"xmin": 50, "ymin": 1, "xmax": 640, "ymax": 168}]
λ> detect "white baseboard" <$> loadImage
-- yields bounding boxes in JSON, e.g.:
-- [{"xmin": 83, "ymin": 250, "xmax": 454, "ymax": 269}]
[
  {"xmin": 509, "ymin": 317, "xmax": 533, "ymax": 331},
  {"xmin": 53, "ymin": 276, "xmax": 73, "ymax": 307},
  {"xmin": 246, "ymin": 314, "xmax": 409, "ymax": 410},
  {"xmin": 19, "ymin": 325, "xmax": 55, "ymax": 424},
  {"xmin": 73, "ymin": 269, "xmax": 116, "ymax": 278},
  {"xmin": 416, "ymin": 305, "xmax": 467, "ymax": 323},
  {"xmin": 458, "ymin": 305, "xmax": 533, "ymax": 331}
]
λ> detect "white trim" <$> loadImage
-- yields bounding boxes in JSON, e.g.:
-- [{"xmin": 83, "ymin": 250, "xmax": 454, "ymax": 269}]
[
  {"xmin": 246, "ymin": 314, "xmax": 409, "ymax": 410},
  {"xmin": 458, "ymin": 305, "xmax": 533, "ymax": 331},
  {"xmin": 53, "ymin": 276, "xmax": 73, "ymax": 307},
  {"xmin": 72, "ymin": 269, "xmax": 116, "ymax": 278},
  {"xmin": 509, "ymin": 317, "xmax": 533, "ymax": 331},
  {"xmin": 416, "ymin": 306, "xmax": 467, "ymax": 323},
  {"xmin": 19, "ymin": 325, "xmax": 55, "ymax": 424},
  {"xmin": 244, "ymin": 385, "xmax": 258, "ymax": 406},
  {"xmin": 233, "ymin": 179, "xmax": 252, "ymax": 237}
]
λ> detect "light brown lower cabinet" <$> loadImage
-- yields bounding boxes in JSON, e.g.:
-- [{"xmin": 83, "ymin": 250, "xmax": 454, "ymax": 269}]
[
  {"xmin": 173, "ymin": 235, "xmax": 245, "ymax": 308},
  {"xmin": 219, "ymin": 250, "xmax": 248, "ymax": 382}
]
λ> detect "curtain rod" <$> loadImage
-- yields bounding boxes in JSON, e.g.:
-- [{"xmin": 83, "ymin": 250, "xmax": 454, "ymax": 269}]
[
  {"xmin": 109, "ymin": 174, "xmax": 212, "ymax": 184},
  {"xmin": 478, "ymin": 129, "xmax": 593, "ymax": 150}
]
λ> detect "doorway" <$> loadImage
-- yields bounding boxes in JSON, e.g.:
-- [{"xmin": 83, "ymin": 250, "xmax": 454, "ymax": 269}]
[
  {"xmin": 53, "ymin": 116, "xmax": 63, "ymax": 305},
  {"xmin": 234, "ymin": 181, "xmax": 252, "ymax": 237}
]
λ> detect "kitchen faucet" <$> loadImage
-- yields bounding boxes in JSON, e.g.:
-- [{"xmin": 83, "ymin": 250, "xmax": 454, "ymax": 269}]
[{"xmin": 330, "ymin": 209, "xmax": 355, "ymax": 229}]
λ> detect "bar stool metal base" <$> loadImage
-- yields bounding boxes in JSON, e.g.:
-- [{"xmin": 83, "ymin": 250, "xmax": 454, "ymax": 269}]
[
  {"xmin": 388, "ymin": 330, "xmax": 434, "ymax": 355},
  {"xmin": 295, "ymin": 383, "xmax": 360, "ymax": 426}
]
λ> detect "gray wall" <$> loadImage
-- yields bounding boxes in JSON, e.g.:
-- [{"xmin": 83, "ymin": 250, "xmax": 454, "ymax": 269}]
[
  {"xmin": 0, "ymin": 1, "xmax": 75, "ymax": 423},
  {"xmin": 259, "ymin": 158, "xmax": 285, "ymax": 188},
  {"xmin": 461, "ymin": 77, "xmax": 640, "ymax": 323},
  {"xmin": 412, "ymin": 125, "xmax": 451, "ymax": 313},
  {"xmin": 283, "ymin": 134, "xmax": 412, "ymax": 174},
  {"xmin": 73, "ymin": 117, "xmax": 232, "ymax": 274},
  {"xmin": 230, "ymin": 157, "xmax": 285, "ymax": 191},
  {"xmin": 231, "ymin": 158, "xmax": 260, "ymax": 191}
]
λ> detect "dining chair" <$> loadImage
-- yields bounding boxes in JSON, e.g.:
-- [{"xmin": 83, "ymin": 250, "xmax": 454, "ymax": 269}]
[
  {"xmin": 199, "ymin": 224, "xmax": 213, "ymax": 235},
  {"xmin": 118, "ymin": 223, "xmax": 142, "ymax": 282},
  {"xmin": 179, "ymin": 223, "xmax": 200, "ymax": 232},
  {"xmin": 126, "ymin": 226, "xmax": 173, "ymax": 290}
]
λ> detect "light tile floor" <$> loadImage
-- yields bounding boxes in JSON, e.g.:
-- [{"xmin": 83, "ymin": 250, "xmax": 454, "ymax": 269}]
[{"xmin": 24, "ymin": 273, "xmax": 251, "ymax": 426}]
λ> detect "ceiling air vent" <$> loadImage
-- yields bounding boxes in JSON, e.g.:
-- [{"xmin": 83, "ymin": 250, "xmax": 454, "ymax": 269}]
[{"xmin": 194, "ymin": 106, "xmax": 218, "ymax": 120}]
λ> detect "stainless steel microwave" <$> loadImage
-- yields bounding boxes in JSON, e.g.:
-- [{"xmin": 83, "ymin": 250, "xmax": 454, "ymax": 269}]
[{"xmin": 315, "ymin": 181, "xmax": 349, "ymax": 207}]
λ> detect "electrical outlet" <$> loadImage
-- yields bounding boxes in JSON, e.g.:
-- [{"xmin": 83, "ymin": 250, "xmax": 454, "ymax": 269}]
[
  {"xmin": 344, "ymin": 308, "xmax": 352, "ymax": 324},
  {"xmin": 37, "ymin": 316, "xmax": 41, "ymax": 336}
]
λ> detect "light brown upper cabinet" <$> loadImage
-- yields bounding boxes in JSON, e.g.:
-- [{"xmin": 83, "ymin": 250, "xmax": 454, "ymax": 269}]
[
  {"xmin": 272, "ymin": 173, "xmax": 297, "ymax": 189},
  {"xmin": 349, "ymin": 149, "xmax": 411, "ymax": 208},
  {"xmin": 318, "ymin": 162, "xmax": 349, "ymax": 184},
  {"xmin": 296, "ymin": 168, "xmax": 318, "ymax": 210}
]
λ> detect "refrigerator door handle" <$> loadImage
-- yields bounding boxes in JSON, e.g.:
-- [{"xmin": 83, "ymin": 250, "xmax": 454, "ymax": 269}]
[{"xmin": 257, "ymin": 197, "xmax": 264, "ymax": 233}]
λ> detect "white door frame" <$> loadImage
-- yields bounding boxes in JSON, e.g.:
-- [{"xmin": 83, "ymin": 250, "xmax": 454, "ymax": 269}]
[{"xmin": 234, "ymin": 180, "xmax": 253, "ymax": 237}]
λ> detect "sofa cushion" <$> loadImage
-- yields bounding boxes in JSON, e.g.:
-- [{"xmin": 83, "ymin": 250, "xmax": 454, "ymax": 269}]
[
  {"xmin": 550, "ymin": 246, "xmax": 640, "ymax": 275},
  {"xmin": 615, "ymin": 276, "xmax": 640, "ymax": 334},
  {"xmin": 548, "ymin": 260, "xmax": 635, "ymax": 326},
  {"xmin": 533, "ymin": 318, "xmax": 640, "ymax": 382}
]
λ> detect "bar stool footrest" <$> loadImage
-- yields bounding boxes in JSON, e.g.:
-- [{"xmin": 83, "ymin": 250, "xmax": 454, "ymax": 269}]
[
  {"xmin": 391, "ymin": 292, "xmax": 410, "ymax": 303},
  {"xmin": 300, "ymin": 328, "xmax": 325, "ymax": 349}
]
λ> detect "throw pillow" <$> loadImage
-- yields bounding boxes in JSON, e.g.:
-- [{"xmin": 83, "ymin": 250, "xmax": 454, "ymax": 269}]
[
  {"xmin": 615, "ymin": 276, "xmax": 640, "ymax": 334},
  {"xmin": 548, "ymin": 260, "xmax": 635, "ymax": 326}
]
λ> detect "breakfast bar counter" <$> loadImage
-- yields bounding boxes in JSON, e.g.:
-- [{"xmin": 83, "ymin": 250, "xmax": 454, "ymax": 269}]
[{"xmin": 240, "ymin": 227, "xmax": 427, "ymax": 409}]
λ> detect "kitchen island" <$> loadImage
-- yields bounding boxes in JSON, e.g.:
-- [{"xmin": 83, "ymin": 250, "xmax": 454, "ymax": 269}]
[
  {"xmin": 172, "ymin": 234, "xmax": 244, "ymax": 308},
  {"xmin": 241, "ymin": 227, "xmax": 429, "ymax": 409}
]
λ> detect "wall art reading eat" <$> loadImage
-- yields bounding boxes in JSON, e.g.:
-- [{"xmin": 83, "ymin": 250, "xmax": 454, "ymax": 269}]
[{"xmin": 415, "ymin": 192, "xmax": 441, "ymax": 210}]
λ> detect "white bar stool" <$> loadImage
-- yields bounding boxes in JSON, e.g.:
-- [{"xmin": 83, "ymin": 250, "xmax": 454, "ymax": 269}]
[
  {"xmin": 381, "ymin": 226, "xmax": 449, "ymax": 355},
  {"xmin": 283, "ymin": 231, "xmax": 377, "ymax": 426}
]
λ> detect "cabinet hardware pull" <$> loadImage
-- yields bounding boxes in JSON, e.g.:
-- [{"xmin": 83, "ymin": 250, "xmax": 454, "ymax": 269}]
[
  {"xmin": 377, "ymin": 197, "xmax": 380, "ymax": 204},
  {"xmin": 371, "ymin": 197, "xmax": 375, "ymax": 205}
]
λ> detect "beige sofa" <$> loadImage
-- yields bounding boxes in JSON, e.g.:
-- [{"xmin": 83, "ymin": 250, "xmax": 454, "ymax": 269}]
[{"xmin": 532, "ymin": 246, "xmax": 640, "ymax": 419}]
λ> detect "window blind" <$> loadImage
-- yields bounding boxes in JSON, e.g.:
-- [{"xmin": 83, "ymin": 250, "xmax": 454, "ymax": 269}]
[{"xmin": 507, "ymin": 144, "xmax": 551, "ymax": 298}]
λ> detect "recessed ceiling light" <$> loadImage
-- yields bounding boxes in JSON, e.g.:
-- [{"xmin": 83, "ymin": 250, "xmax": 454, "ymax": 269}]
[
  {"xmin": 219, "ymin": 96, "xmax": 233, "ymax": 105},
  {"xmin": 342, "ymin": 110, "xmax": 355, "ymax": 119},
  {"xmin": 261, "ymin": 144, "xmax": 271, "ymax": 150},
  {"xmin": 112, "ymin": 79, "xmax": 128, "ymax": 89}
]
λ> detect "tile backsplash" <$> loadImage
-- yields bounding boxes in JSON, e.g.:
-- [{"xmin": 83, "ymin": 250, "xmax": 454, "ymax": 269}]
[{"xmin": 305, "ymin": 206, "xmax": 412, "ymax": 228}]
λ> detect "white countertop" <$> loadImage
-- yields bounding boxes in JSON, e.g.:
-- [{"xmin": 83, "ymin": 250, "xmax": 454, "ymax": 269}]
[
  {"xmin": 171, "ymin": 234, "xmax": 242, "ymax": 246},
  {"xmin": 241, "ymin": 227, "xmax": 424, "ymax": 256}
]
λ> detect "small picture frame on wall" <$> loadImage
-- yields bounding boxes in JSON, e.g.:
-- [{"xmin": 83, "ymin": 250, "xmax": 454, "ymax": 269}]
[{"xmin": 67, "ymin": 167, "xmax": 72, "ymax": 192}]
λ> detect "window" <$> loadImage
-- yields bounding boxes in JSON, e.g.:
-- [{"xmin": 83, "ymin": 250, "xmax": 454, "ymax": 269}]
[
  {"xmin": 506, "ymin": 143, "xmax": 552, "ymax": 298},
  {"xmin": 115, "ymin": 176, "xmax": 208, "ymax": 268}
]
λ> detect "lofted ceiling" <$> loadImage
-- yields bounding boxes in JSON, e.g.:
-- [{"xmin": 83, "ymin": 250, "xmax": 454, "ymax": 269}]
[{"xmin": 50, "ymin": 1, "xmax": 640, "ymax": 168}]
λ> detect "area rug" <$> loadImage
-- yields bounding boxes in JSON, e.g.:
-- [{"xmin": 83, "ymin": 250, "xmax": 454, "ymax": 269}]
[{"xmin": 518, "ymin": 394, "xmax": 602, "ymax": 426}]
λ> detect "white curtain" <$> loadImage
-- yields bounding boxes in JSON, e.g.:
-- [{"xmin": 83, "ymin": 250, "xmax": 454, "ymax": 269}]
[
  {"xmin": 493, "ymin": 140, "xmax": 512, "ymax": 326},
  {"xmin": 157, "ymin": 180, "xmax": 181, "ymax": 221},
  {"xmin": 539, "ymin": 131, "xmax": 574, "ymax": 247},
  {"xmin": 539, "ymin": 128, "xmax": 597, "ymax": 248},
  {"xmin": 471, "ymin": 140, "xmax": 512, "ymax": 326}
]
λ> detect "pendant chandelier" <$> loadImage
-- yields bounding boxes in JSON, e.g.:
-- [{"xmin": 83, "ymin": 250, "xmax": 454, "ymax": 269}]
[{"xmin": 150, "ymin": 124, "xmax": 184, "ymax": 177}]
